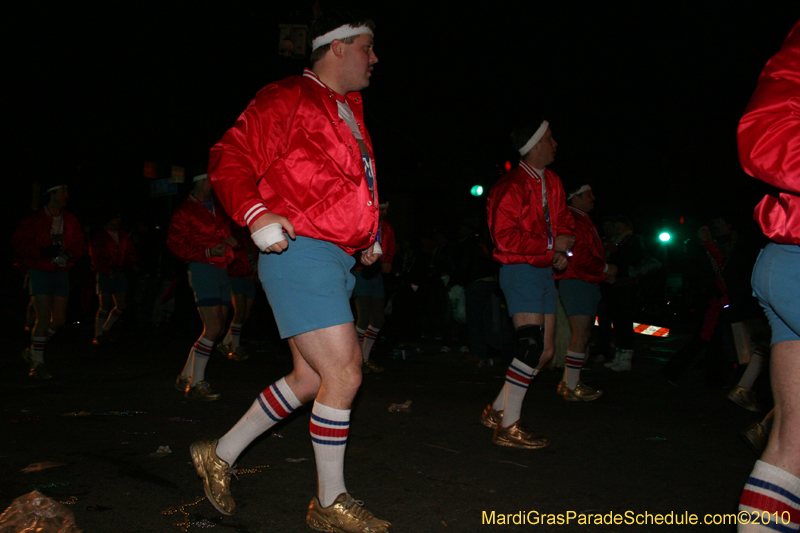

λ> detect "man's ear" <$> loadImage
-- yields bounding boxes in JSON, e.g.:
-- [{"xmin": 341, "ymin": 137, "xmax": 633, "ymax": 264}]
[{"xmin": 330, "ymin": 39, "xmax": 346, "ymax": 59}]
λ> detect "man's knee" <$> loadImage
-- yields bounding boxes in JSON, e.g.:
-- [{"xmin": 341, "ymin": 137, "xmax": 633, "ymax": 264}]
[{"xmin": 515, "ymin": 324, "xmax": 545, "ymax": 367}]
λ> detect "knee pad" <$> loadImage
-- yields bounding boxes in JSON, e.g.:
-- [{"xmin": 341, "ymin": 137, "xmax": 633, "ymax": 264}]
[{"xmin": 515, "ymin": 324, "xmax": 544, "ymax": 368}]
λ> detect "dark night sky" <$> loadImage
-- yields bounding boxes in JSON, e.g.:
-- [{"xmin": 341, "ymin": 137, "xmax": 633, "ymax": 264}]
[{"xmin": 7, "ymin": 1, "xmax": 800, "ymax": 246}]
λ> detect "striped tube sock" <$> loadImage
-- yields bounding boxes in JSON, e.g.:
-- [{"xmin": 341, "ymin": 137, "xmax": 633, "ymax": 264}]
[
  {"xmin": 356, "ymin": 326, "xmax": 366, "ymax": 347},
  {"xmin": 362, "ymin": 326, "xmax": 380, "ymax": 361},
  {"xmin": 738, "ymin": 346, "xmax": 767, "ymax": 390},
  {"xmin": 501, "ymin": 358, "xmax": 537, "ymax": 427},
  {"xmin": 739, "ymin": 460, "xmax": 800, "ymax": 532},
  {"xmin": 102, "ymin": 308, "xmax": 123, "ymax": 332},
  {"xmin": 227, "ymin": 323, "xmax": 243, "ymax": 351},
  {"xmin": 216, "ymin": 377, "xmax": 301, "ymax": 465},
  {"xmin": 564, "ymin": 351, "xmax": 586, "ymax": 390},
  {"xmin": 189, "ymin": 336, "xmax": 215, "ymax": 385},
  {"xmin": 31, "ymin": 336, "xmax": 47, "ymax": 364},
  {"xmin": 310, "ymin": 402, "xmax": 350, "ymax": 507},
  {"xmin": 95, "ymin": 309, "xmax": 110, "ymax": 337},
  {"xmin": 46, "ymin": 328, "xmax": 57, "ymax": 342}
]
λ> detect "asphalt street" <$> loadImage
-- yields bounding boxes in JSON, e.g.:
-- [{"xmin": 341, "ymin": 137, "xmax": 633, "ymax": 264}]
[{"xmin": 2, "ymin": 307, "xmax": 766, "ymax": 532}]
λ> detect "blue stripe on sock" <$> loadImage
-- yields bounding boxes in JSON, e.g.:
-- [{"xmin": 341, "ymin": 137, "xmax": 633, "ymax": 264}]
[
  {"xmin": 272, "ymin": 384, "xmax": 294, "ymax": 413},
  {"xmin": 310, "ymin": 436, "xmax": 348, "ymax": 446},
  {"xmin": 257, "ymin": 395, "xmax": 281, "ymax": 423},
  {"xmin": 311, "ymin": 413, "xmax": 350, "ymax": 426},
  {"xmin": 747, "ymin": 476, "xmax": 800, "ymax": 506}
]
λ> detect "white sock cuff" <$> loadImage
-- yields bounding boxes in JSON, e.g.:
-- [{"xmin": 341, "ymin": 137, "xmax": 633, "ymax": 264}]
[
  {"xmin": 566, "ymin": 351, "xmax": 585, "ymax": 358},
  {"xmin": 312, "ymin": 401, "xmax": 351, "ymax": 421},
  {"xmin": 509, "ymin": 358, "xmax": 535, "ymax": 375},
  {"xmin": 275, "ymin": 378, "xmax": 303, "ymax": 410},
  {"xmin": 753, "ymin": 460, "xmax": 800, "ymax": 488}
]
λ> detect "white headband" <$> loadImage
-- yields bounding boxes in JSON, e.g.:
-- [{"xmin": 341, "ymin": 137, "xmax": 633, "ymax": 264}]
[
  {"xmin": 193, "ymin": 173, "xmax": 208, "ymax": 182},
  {"xmin": 311, "ymin": 24, "xmax": 373, "ymax": 51},
  {"xmin": 518, "ymin": 120, "xmax": 549, "ymax": 156},
  {"xmin": 46, "ymin": 185, "xmax": 66, "ymax": 193},
  {"xmin": 567, "ymin": 185, "xmax": 592, "ymax": 200}
]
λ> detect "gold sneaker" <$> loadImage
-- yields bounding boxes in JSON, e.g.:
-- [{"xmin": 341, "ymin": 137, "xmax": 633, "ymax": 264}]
[
  {"xmin": 175, "ymin": 375, "xmax": 191, "ymax": 393},
  {"xmin": 190, "ymin": 439, "xmax": 236, "ymax": 516},
  {"xmin": 363, "ymin": 360, "xmax": 384, "ymax": 373},
  {"xmin": 186, "ymin": 381, "xmax": 222, "ymax": 401},
  {"xmin": 307, "ymin": 493, "xmax": 392, "ymax": 533},
  {"xmin": 22, "ymin": 348, "xmax": 52, "ymax": 380},
  {"xmin": 728, "ymin": 386, "xmax": 761, "ymax": 412},
  {"xmin": 492, "ymin": 420, "xmax": 549, "ymax": 449},
  {"xmin": 215, "ymin": 342, "xmax": 232, "ymax": 357},
  {"xmin": 227, "ymin": 347, "xmax": 250, "ymax": 362},
  {"xmin": 741, "ymin": 422, "xmax": 768, "ymax": 456},
  {"xmin": 559, "ymin": 381, "xmax": 603, "ymax": 402},
  {"xmin": 479, "ymin": 405, "xmax": 503, "ymax": 429}
]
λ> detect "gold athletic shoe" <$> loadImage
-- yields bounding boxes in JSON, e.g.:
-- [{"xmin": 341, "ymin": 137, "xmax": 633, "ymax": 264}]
[
  {"xmin": 190, "ymin": 439, "xmax": 236, "ymax": 516},
  {"xmin": 492, "ymin": 420, "xmax": 549, "ymax": 449},
  {"xmin": 307, "ymin": 493, "xmax": 392, "ymax": 533},
  {"xmin": 479, "ymin": 405, "xmax": 503, "ymax": 429},
  {"xmin": 175, "ymin": 375, "xmax": 191, "ymax": 393},
  {"xmin": 728, "ymin": 386, "xmax": 762, "ymax": 412},
  {"xmin": 186, "ymin": 381, "xmax": 222, "ymax": 401},
  {"xmin": 363, "ymin": 360, "xmax": 384, "ymax": 373},
  {"xmin": 558, "ymin": 381, "xmax": 603, "ymax": 402}
]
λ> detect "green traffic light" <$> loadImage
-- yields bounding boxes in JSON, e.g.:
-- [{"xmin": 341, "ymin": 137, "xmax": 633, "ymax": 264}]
[
  {"xmin": 659, "ymin": 232, "xmax": 671, "ymax": 242},
  {"xmin": 470, "ymin": 185, "xmax": 484, "ymax": 197}
]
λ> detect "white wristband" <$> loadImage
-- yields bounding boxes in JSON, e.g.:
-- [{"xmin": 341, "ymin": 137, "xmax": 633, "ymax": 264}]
[
  {"xmin": 373, "ymin": 241, "xmax": 383, "ymax": 256},
  {"xmin": 603, "ymin": 264, "xmax": 609, "ymax": 273},
  {"xmin": 251, "ymin": 223, "xmax": 286, "ymax": 252}
]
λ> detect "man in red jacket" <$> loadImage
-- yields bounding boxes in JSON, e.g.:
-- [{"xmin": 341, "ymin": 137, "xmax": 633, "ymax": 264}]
[
  {"xmin": 736, "ymin": 19, "xmax": 800, "ymax": 531},
  {"xmin": 167, "ymin": 174, "xmax": 236, "ymax": 401},
  {"xmin": 89, "ymin": 213, "xmax": 136, "ymax": 345},
  {"xmin": 481, "ymin": 117, "xmax": 575, "ymax": 448},
  {"xmin": 554, "ymin": 183, "xmax": 617, "ymax": 401},
  {"xmin": 13, "ymin": 183, "xmax": 85, "ymax": 379},
  {"xmin": 188, "ymin": 9, "xmax": 391, "ymax": 533}
]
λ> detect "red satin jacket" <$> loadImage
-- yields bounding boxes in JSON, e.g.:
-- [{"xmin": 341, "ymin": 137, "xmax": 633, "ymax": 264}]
[
  {"xmin": 167, "ymin": 193, "xmax": 234, "ymax": 268},
  {"xmin": 487, "ymin": 160, "xmax": 574, "ymax": 267},
  {"xmin": 228, "ymin": 224, "xmax": 257, "ymax": 279},
  {"xmin": 209, "ymin": 68, "xmax": 379, "ymax": 255},
  {"xmin": 13, "ymin": 208, "xmax": 85, "ymax": 272},
  {"xmin": 738, "ymin": 19, "xmax": 800, "ymax": 245},
  {"xmin": 90, "ymin": 229, "xmax": 136, "ymax": 274},
  {"xmin": 555, "ymin": 207, "xmax": 606, "ymax": 284}
]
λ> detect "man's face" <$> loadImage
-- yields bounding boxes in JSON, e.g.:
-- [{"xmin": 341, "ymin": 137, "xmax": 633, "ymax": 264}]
[
  {"xmin": 572, "ymin": 188, "xmax": 595, "ymax": 213},
  {"xmin": 339, "ymin": 33, "xmax": 377, "ymax": 93},
  {"xmin": 51, "ymin": 186, "xmax": 69, "ymax": 208},
  {"xmin": 535, "ymin": 127, "xmax": 557, "ymax": 166}
]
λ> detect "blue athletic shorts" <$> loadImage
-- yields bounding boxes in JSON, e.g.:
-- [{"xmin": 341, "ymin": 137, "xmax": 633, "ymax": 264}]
[
  {"xmin": 230, "ymin": 276, "xmax": 257, "ymax": 299},
  {"xmin": 499, "ymin": 263, "xmax": 557, "ymax": 316},
  {"xmin": 558, "ymin": 279, "xmax": 601, "ymax": 317},
  {"xmin": 351, "ymin": 268, "xmax": 384, "ymax": 299},
  {"xmin": 29, "ymin": 269, "xmax": 69, "ymax": 297},
  {"xmin": 258, "ymin": 236, "xmax": 356, "ymax": 339},
  {"xmin": 751, "ymin": 243, "xmax": 800, "ymax": 344},
  {"xmin": 188, "ymin": 262, "xmax": 232, "ymax": 308},
  {"xmin": 96, "ymin": 272, "xmax": 128, "ymax": 295}
]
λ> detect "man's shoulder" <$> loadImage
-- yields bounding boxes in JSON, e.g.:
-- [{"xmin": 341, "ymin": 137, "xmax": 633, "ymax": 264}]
[{"xmin": 252, "ymin": 74, "xmax": 321, "ymax": 107}]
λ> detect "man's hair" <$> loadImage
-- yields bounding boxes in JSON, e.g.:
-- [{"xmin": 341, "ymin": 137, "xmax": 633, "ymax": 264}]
[
  {"xmin": 309, "ymin": 8, "xmax": 375, "ymax": 64},
  {"xmin": 510, "ymin": 115, "xmax": 546, "ymax": 154}
]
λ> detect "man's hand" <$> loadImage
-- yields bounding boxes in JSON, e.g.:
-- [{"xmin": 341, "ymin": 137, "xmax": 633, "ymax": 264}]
[
  {"xmin": 605, "ymin": 264, "xmax": 619, "ymax": 278},
  {"xmin": 250, "ymin": 213, "xmax": 296, "ymax": 254},
  {"xmin": 210, "ymin": 243, "xmax": 227, "ymax": 257},
  {"xmin": 552, "ymin": 251, "xmax": 568, "ymax": 270},
  {"xmin": 224, "ymin": 235, "xmax": 239, "ymax": 248},
  {"xmin": 360, "ymin": 241, "xmax": 382, "ymax": 266},
  {"xmin": 554, "ymin": 234, "xmax": 575, "ymax": 252},
  {"xmin": 381, "ymin": 261, "xmax": 392, "ymax": 274}
]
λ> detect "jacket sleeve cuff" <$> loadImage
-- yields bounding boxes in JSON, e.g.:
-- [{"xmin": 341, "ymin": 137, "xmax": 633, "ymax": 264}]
[{"xmin": 244, "ymin": 203, "xmax": 269, "ymax": 227}]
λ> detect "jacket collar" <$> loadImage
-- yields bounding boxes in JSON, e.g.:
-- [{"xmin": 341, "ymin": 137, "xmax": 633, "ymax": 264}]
[{"xmin": 302, "ymin": 68, "xmax": 363, "ymax": 105}]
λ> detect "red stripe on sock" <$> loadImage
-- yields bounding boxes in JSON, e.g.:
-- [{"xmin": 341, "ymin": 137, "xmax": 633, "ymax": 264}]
[
  {"xmin": 309, "ymin": 421, "xmax": 350, "ymax": 438},
  {"xmin": 264, "ymin": 388, "xmax": 291, "ymax": 419},
  {"xmin": 506, "ymin": 370, "xmax": 532, "ymax": 385},
  {"xmin": 740, "ymin": 489, "xmax": 800, "ymax": 523}
]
